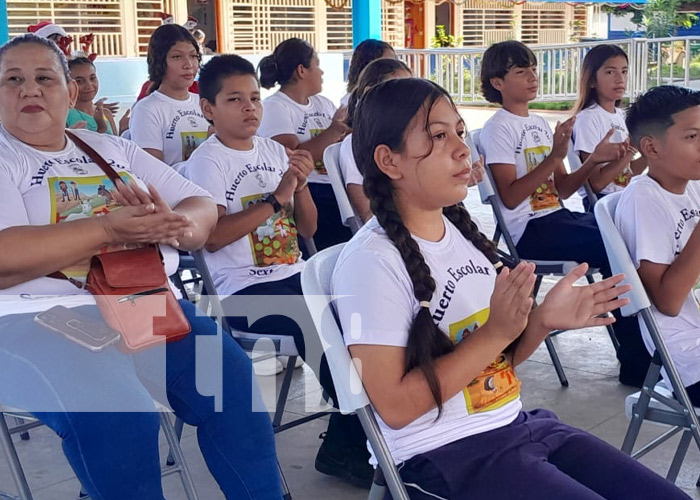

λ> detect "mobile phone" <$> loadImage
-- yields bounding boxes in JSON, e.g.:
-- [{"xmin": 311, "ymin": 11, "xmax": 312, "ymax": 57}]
[{"xmin": 34, "ymin": 305, "xmax": 121, "ymax": 352}]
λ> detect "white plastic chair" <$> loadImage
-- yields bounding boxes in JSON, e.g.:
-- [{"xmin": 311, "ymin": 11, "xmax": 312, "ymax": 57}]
[
  {"xmin": 566, "ymin": 140, "xmax": 598, "ymax": 211},
  {"xmin": 471, "ymin": 128, "xmax": 619, "ymax": 387},
  {"xmin": 595, "ymin": 193, "xmax": 700, "ymax": 485},
  {"xmin": 301, "ymin": 244, "xmax": 410, "ymax": 500},
  {"xmin": 323, "ymin": 142, "xmax": 363, "ymax": 234}
]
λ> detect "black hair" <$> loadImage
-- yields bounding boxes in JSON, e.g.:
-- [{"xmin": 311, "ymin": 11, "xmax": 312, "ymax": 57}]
[
  {"xmin": 199, "ymin": 54, "xmax": 256, "ymax": 104},
  {"xmin": 480, "ymin": 40, "xmax": 537, "ymax": 104},
  {"xmin": 573, "ymin": 44, "xmax": 628, "ymax": 114},
  {"xmin": 346, "ymin": 39, "xmax": 395, "ymax": 94},
  {"xmin": 346, "ymin": 58, "xmax": 411, "ymax": 128},
  {"xmin": 68, "ymin": 56, "xmax": 95, "ymax": 72},
  {"xmin": 626, "ymin": 85, "xmax": 700, "ymax": 148},
  {"xmin": 352, "ymin": 78, "xmax": 500, "ymax": 415},
  {"xmin": 257, "ymin": 37, "xmax": 314, "ymax": 89},
  {"xmin": 147, "ymin": 24, "xmax": 201, "ymax": 93},
  {"xmin": 0, "ymin": 34, "xmax": 71, "ymax": 83}
]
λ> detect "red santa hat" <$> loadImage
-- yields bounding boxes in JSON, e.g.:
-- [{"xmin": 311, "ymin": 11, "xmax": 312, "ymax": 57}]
[
  {"xmin": 159, "ymin": 12, "xmax": 175, "ymax": 25},
  {"xmin": 27, "ymin": 21, "xmax": 68, "ymax": 39},
  {"xmin": 183, "ymin": 16, "xmax": 198, "ymax": 32}
]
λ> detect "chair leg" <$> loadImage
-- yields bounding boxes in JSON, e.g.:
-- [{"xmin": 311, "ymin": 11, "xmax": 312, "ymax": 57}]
[
  {"xmin": 544, "ymin": 335, "xmax": 569, "ymax": 387},
  {"xmin": 667, "ymin": 429, "xmax": 692, "ymax": 483},
  {"xmin": 166, "ymin": 417, "xmax": 186, "ymax": 467},
  {"xmin": 159, "ymin": 413, "xmax": 199, "ymax": 500},
  {"xmin": 621, "ymin": 360, "xmax": 662, "ymax": 455},
  {"xmin": 0, "ymin": 413, "xmax": 33, "ymax": 500},
  {"xmin": 278, "ymin": 460, "xmax": 292, "ymax": 500},
  {"xmin": 273, "ymin": 356, "xmax": 297, "ymax": 429}
]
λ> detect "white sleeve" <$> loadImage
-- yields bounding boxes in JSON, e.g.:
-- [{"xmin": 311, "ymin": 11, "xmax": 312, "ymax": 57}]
[
  {"xmin": 125, "ymin": 139, "xmax": 211, "ymax": 207},
  {"xmin": 339, "ymin": 135, "xmax": 363, "ymax": 186},
  {"xmin": 617, "ymin": 188, "xmax": 676, "ymax": 268},
  {"xmin": 258, "ymin": 98, "xmax": 297, "ymax": 139},
  {"xmin": 481, "ymin": 120, "xmax": 518, "ymax": 166},
  {"xmin": 129, "ymin": 99, "xmax": 165, "ymax": 152},
  {"xmin": 184, "ymin": 153, "xmax": 229, "ymax": 207},
  {"xmin": 333, "ymin": 248, "xmax": 415, "ymax": 347},
  {"xmin": 0, "ymin": 167, "xmax": 30, "ymax": 231},
  {"xmin": 573, "ymin": 111, "xmax": 603, "ymax": 154}
]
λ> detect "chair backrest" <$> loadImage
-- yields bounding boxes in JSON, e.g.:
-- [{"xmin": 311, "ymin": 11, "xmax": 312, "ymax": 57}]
[
  {"xmin": 567, "ymin": 140, "xmax": 598, "ymax": 209},
  {"xmin": 593, "ymin": 193, "xmax": 651, "ymax": 317},
  {"xmin": 471, "ymin": 128, "xmax": 519, "ymax": 260},
  {"xmin": 323, "ymin": 142, "xmax": 363, "ymax": 234},
  {"xmin": 595, "ymin": 193, "xmax": 700, "ymax": 423},
  {"xmin": 300, "ymin": 243, "xmax": 369, "ymax": 413},
  {"xmin": 301, "ymin": 244, "xmax": 411, "ymax": 500}
]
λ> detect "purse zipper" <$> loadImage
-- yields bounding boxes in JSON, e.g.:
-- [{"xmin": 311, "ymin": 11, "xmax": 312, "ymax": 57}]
[{"xmin": 117, "ymin": 287, "xmax": 169, "ymax": 305}]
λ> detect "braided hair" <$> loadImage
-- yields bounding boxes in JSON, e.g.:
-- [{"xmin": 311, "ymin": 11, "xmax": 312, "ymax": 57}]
[{"xmin": 352, "ymin": 78, "xmax": 499, "ymax": 414}]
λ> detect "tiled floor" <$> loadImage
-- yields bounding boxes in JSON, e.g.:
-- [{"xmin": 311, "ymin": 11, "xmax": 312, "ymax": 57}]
[{"xmin": 2, "ymin": 107, "xmax": 699, "ymax": 499}]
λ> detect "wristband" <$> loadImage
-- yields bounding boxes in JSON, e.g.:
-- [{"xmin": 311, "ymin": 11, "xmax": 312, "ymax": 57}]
[
  {"xmin": 295, "ymin": 180, "xmax": 308, "ymax": 193},
  {"xmin": 262, "ymin": 193, "xmax": 282, "ymax": 213}
]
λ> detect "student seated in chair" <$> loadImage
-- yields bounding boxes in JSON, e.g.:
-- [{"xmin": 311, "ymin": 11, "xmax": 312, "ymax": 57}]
[
  {"xmin": 332, "ymin": 76, "xmax": 689, "ymax": 500},
  {"xmin": 617, "ymin": 85, "xmax": 700, "ymax": 405},
  {"xmin": 479, "ymin": 40, "xmax": 650, "ymax": 387},
  {"xmin": 183, "ymin": 55, "xmax": 374, "ymax": 488}
]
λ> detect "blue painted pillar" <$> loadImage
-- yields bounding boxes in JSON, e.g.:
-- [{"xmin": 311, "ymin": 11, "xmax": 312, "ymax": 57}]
[
  {"xmin": 0, "ymin": 0, "xmax": 8, "ymax": 45},
  {"xmin": 352, "ymin": 0, "xmax": 382, "ymax": 48}
]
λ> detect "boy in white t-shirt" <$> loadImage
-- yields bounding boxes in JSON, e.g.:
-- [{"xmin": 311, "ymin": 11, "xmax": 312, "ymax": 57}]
[
  {"xmin": 617, "ymin": 85, "xmax": 700, "ymax": 402},
  {"xmin": 184, "ymin": 54, "xmax": 374, "ymax": 487},
  {"xmin": 479, "ymin": 41, "xmax": 650, "ymax": 387}
]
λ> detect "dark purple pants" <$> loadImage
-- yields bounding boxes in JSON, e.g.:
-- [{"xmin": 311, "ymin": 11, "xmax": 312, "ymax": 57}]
[{"xmin": 391, "ymin": 409, "xmax": 689, "ymax": 500}]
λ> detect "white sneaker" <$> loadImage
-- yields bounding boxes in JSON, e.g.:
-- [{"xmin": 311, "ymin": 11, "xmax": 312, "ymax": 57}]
[
  {"xmin": 253, "ymin": 358, "xmax": 284, "ymax": 376},
  {"xmin": 278, "ymin": 356, "xmax": 304, "ymax": 369}
]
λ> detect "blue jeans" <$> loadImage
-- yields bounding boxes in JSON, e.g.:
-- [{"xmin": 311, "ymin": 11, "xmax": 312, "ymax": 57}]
[{"xmin": 0, "ymin": 300, "xmax": 281, "ymax": 500}]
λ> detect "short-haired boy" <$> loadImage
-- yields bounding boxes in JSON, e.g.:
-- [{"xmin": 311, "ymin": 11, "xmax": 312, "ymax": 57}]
[
  {"xmin": 479, "ymin": 40, "xmax": 649, "ymax": 387},
  {"xmin": 617, "ymin": 85, "xmax": 700, "ymax": 401},
  {"xmin": 183, "ymin": 54, "xmax": 373, "ymax": 487}
]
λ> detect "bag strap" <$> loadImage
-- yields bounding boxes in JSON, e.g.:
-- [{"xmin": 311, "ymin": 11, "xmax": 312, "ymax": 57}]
[
  {"xmin": 48, "ymin": 132, "xmax": 121, "ymax": 288},
  {"xmin": 65, "ymin": 130, "xmax": 122, "ymax": 184}
]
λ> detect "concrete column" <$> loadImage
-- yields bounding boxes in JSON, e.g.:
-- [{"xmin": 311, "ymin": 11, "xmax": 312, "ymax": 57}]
[
  {"xmin": 352, "ymin": 0, "xmax": 381, "ymax": 48},
  {"xmin": 0, "ymin": 0, "xmax": 9, "ymax": 45}
]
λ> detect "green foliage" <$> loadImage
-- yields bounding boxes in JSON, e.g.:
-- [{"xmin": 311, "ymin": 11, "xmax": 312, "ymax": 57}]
[
  {"xmin": 431, "ymin": 25, "xmax": 462, "ymax": 48},
  {"xmin": 644, "ymin": 0, "xmax": 697, "ymax": 36}
]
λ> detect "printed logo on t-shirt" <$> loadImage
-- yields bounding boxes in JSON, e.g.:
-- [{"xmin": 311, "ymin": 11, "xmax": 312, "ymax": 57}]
[
  {"xmin": 525, "ymin": 145, "xmax": 559, "ymax": 212},
  {"xmin": 49, "ymin": 173, "xmax": 134, "ymax": 277},
  {"xmin": 181, "ymin": 132, "xmax": 207, "ymax": 161},
  {"xmin": 614, "ymin": 166, "xmax": 632, "ymax": 188},
  {"xmin": 310, "ymin": 128, "xmax": 328, "ymax": 175},
  {"xmin": 449, "ymin": 307, "xmax": 521, "ymax": 413},
  {"xmin": 242, "ymin": 193, "xmax": 301, "ymax": 267}
]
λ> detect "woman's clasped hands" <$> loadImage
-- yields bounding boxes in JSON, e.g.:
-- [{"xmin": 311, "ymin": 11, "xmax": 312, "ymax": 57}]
[{"xmin": 100, "ymin": 180, "xmax": 196, "ymax": 248}]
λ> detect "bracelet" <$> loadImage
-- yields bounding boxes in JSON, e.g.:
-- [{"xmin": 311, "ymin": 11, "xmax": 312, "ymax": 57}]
[{"xmin": 295, "ymin": 180, "xmax": 308, "ymax": 193}]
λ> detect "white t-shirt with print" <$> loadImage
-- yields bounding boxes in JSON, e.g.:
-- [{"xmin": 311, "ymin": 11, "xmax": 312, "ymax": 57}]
[
  {"xmin": 615, "ymin": 175, "xmax": 700, "ymax": 386},
  {"xmin": 183, "ymin": 135, "xmax": 304, "ymax": 295},
  {"xmin": 573, "ymin": 103, "xmax": 631, "ymax": 196},
  {"xmin": 481, "ymin": 108, "xmax": 561, "ymax": 245},
  {"xmin": 257, "ymin": 91, "xmax": 336, "ymax": 185},
  {"xmin": 130, "ymin": 91, "xmax": 210, "ymax": 167},
  {"xmin": 0, "ymin": 126, "xmax": 210, "ymax": 317},
  {"xmin": 616, "ymin": 175, "xmax": 700, "ymax": 387},
  {"xmin": 338, "ymin": 134, "xmax": 363, "ymax": 187},
  {"xmin": 332, "ymin": 217, "xmax": 522, "ymax": 465}
]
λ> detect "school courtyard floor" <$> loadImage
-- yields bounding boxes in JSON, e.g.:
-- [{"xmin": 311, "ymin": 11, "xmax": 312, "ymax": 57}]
[{"xmin": 2, "ymin": 108, "xmax": 700, "ymax": 499}]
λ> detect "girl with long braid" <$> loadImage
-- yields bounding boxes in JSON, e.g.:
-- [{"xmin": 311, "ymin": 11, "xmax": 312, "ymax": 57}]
[{"xmin": 331, "ymin": 78, "xmax": 689, "ymax": 500}]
